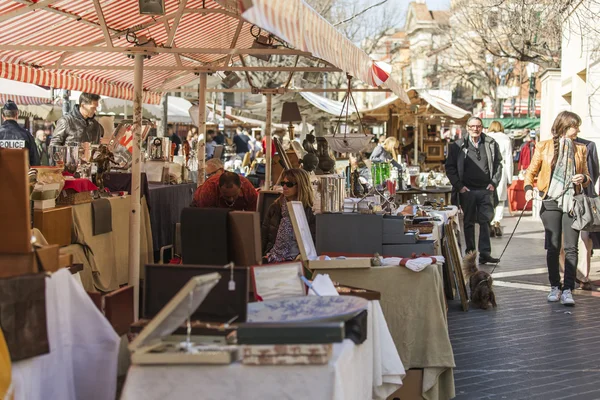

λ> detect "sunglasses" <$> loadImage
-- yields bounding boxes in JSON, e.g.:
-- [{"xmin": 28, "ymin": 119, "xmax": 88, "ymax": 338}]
[{"xmin": 281, "ymin": 181, "xmax": 297, "ymax": 188}]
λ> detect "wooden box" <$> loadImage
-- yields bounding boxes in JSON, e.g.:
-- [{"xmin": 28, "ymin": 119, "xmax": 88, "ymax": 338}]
[
  {"xmin": 33, "ymin": 206, "xmax": 73, "ymax": 247},
  {"xmin": 0, "ymin": 149, "xmax": 31, "ymax": 254}
]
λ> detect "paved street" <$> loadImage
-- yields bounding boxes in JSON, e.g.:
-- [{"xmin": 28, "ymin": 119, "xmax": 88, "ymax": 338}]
[{"xmin": 448, "ymin": 210, "xmax": 600, "ymax": 400}]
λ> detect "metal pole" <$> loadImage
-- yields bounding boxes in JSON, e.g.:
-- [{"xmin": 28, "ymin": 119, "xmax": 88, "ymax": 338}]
[
  {"xmin": 162, "ymin": 94, "xmax": 168, "ymax": 137},
  {"xmin": 129, "ymin": 53, "xmax": 144, "ymax": 321},
  {"xmin": 197, "ymin": 73, "xmax": 207, "ymax": 187},
  {"xmin": 414, "ymin": 116, "xmax": 419, "ymax": 165},
  {"xmin": 264, "ymin": 93, "xmax": 272, "ymax": 190}
]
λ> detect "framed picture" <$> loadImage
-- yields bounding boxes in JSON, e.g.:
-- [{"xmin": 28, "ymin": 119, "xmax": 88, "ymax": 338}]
[
  {"xmin": 139, "ymin": 0, "xmax": 165, "ymax": 15},
  {"xmin": 424, "ymin": 141, "xmax": 445, "ymax": 161}
]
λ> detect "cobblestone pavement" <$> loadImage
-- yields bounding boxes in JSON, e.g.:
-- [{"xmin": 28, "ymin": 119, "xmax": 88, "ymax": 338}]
[{"xmin": 447, "ymin": 210, "xmax": 600, "ymax": 400}]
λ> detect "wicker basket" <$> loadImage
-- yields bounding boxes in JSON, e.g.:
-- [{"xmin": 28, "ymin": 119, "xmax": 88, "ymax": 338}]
[
  {"xmin": 56, "ymin": 189, "xmax": 92, "ymax": 205},
  {"xmin": 405, "ymin": 224, "xmax": 434, "ymax": 234}
]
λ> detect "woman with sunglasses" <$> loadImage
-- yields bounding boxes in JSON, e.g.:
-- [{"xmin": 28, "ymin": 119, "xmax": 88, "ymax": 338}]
[
  {"xmin": 261, "ymin": 168, "xmax": 316, "ymax": 263},
  {"xmin": 524, "ymin": 111, "xmax": 590, "ymax": 306}
]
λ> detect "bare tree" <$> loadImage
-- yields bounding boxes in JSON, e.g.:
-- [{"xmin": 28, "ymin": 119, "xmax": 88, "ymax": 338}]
[{"xmin": 451, "ymin": 0, "xmax": 563, "ymax": 68}]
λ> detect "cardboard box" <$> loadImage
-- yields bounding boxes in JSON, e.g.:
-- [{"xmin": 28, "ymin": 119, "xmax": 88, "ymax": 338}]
[
  {"xmin": 0, "ymin": 245, "xmax": 62, "ymax": 278},
  {"xmin": 33, "ymin": 206, "xmax": 72, "ymax": 247},
  {"xmin": 0, "ymin": 149, "xmax": 31, "ymax": 254},
  {"xmin": 35, "ymin": 244, "xmax": 60, "ymax": 273},
  {"xmin": 387, "ymin": 369, "xmax": 423, "ymax": 400}
]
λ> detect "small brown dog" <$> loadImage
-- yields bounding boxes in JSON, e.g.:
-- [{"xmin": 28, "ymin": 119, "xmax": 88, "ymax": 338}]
[{"xmin": 463, "ymin": 251, "xmax": 497, "ymax": 309}]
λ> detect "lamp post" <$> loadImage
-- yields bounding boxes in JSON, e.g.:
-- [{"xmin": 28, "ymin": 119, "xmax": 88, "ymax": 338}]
[{"xmin": 526, "ymin": 63, "xmax": 539, "ymax": 118}]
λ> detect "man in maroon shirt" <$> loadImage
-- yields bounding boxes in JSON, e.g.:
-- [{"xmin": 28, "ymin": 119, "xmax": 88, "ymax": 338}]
[{"xmin": 193, "ymin": 169, "xmax": 257, "ymax": 211}]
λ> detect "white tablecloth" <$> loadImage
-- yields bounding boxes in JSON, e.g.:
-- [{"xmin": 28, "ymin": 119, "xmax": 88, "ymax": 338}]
[
  {"xmin": 122, "ymin": 300, "xmax": 404, "ymax": 400},
  {"xmin": 11, "ymin": 269, "xmax": 121, "ymax": 400}
]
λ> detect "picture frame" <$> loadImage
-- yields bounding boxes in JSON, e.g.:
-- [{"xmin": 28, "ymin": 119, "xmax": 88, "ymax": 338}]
[
  {"xmin": 251, "ymin": 262, "xmax": 306, "ymax": 301},
  {"xmin": 424, "ymin": 141, "xmax": 445, "ymax": 161},
  {"xmin": 139, "ymin": 0, "xmax": 165, "ymax": 15}
]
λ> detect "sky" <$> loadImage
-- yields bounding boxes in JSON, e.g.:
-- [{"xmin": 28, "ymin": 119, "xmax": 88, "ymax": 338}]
[{"xmin": 423, "ymin": 0, "xmax": 451, "ymax": 11}]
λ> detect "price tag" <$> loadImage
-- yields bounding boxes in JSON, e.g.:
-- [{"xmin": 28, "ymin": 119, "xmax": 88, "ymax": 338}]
[{"xmin": 228, "ymin": 280, "xmax": 236, "ymax": 291}]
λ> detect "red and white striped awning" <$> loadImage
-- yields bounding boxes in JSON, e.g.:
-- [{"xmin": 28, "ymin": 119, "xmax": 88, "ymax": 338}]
[
  {"xmin": 0, "ymin": 0, "xmax": 408, "ymax": 105},
  {"xmin": 0, "ymin": 0, "xmax": 259, "ymax": 104},
  {"xmin": 239, "ymin": 0, "xmax": 410, "ymax": 104},
  {"xmin": 0, "ymin": 94, "xmax": 52, "ymax": 105}
]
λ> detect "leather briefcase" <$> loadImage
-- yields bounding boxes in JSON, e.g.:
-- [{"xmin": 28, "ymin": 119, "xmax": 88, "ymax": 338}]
[{"xmin": 0, "ymin": 273, "xmax": 49, "ymax": 361}]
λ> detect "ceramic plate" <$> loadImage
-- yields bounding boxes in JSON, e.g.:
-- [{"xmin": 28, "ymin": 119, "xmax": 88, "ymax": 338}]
[{"xmin": 247, "ymin": 296, "xmax": 368, "ymax": 323}]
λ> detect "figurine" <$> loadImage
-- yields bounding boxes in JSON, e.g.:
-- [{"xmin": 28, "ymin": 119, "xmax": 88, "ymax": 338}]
[
  {"xmin": 91, "ymin": 144, "xmax": 117, "ymax": 190},
  {"xmin": 302, "ymin": 133, "xmax": 317, "ymax": 154}
]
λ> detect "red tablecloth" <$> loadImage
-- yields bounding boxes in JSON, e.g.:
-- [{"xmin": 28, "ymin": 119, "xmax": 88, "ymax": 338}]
[{"xmin": 63, "ymin": 178, "xmax": 98, "ymax": 193}]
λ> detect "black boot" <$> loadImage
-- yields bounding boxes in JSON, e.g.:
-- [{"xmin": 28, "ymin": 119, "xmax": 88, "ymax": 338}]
[{"xmin": 479, "ymin": 253, "xmax": 500, "ymax": 264}]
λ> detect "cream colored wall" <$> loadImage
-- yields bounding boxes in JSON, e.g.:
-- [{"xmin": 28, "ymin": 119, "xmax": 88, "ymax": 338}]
[
  {"xmin": 540, "ymin": 69, "xmax": 569, "ymax": 140},
  {"xmin": 561, "ymin": 1, "xmax": 600, "ymax": 148}
]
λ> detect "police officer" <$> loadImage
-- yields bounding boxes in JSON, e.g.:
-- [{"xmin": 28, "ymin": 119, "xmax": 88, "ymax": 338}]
[{"xmin": 0, "ymin": 100, "xmax": 39, "ymax": 166}]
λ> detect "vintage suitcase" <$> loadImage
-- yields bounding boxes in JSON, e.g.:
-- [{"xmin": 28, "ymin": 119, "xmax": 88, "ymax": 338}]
[{"xmin": 129, "ymin": 273, "xmax": 238, "ymax": 365}]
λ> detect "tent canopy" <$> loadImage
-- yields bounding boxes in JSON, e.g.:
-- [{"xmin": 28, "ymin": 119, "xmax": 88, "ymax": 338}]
[
  {"xmin": 0, "ymin": 78, "xmax": 53, "ymax": 105},
  {"xmin": 0, "ymin": 0, "xmax": 409, "ymax": 104},
  {"xmin": 361, "ymin": 89, "xmax": 471, "ymax": 123}
]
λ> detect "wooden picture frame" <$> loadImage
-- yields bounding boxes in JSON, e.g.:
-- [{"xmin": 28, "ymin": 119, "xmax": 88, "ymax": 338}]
[
  {"xmin": 444, "ymin": 223, "xmax": 469, "ymax": 311},
  {"xmin": 139, "ymin": 0, "xmax": 165, "ymax": 15},
  {"xmin": 424, "ymin": 141, "xmax": 445, "ymax": 161},
  {"xmin": 273, "ymin": 136, "xmax": 292, "ymax": 170}
]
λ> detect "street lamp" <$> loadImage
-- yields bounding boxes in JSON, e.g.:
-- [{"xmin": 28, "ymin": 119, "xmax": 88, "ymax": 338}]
[{"xmin": 526, "ymin": 63, "xmax": 539, "ymax": 118}]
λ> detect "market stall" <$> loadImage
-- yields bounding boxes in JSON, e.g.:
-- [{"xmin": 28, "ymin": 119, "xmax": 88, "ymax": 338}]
[
  {"xmin": 0, "ymin": 1, "xmax": 426, "ymax": 400},
  {"xmin": 361, "ymin": 89, "xmax": 471, "ymax": 169},
  {"xmin": 122, "ymin": 300, "xmax": 404, "ymax": 400},
  {"xmin": 60, "ymin": 195, "xmax": 153, "ymax": 292}
]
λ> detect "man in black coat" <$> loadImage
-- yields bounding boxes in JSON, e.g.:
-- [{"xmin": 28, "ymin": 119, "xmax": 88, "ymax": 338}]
[
  {"xmin": 0, "ymin": 100, "xmax": 39, "ymax": 166},
  {"xmin": 50, "ymin": 92, "xmax": 104, "ymax": 147},
  {"xmin": 445, "ymin": 117, "xmax": 503, "ymax": 264}
]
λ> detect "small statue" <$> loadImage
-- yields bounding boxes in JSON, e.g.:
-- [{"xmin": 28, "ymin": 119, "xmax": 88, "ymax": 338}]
[
  {"xmin": 91, "ymin": 144, "xmax": 117, "ymax": 190},
  {"xmin": 303, "ymin": 133, "xmax": 317, "ymax": 154}
]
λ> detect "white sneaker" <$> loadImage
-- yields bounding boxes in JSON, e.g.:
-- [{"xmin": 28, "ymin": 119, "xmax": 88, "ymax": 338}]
[
  {"xmin": 547, "ymin": 286, "xmax": 561, "ymax": 302},
  {"xmin": 560, "ymin": 289, "xmax": 575, "ymax": 306}
]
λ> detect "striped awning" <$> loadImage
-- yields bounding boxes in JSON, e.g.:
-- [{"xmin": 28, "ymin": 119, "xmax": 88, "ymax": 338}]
[
  {"xmin": 239, "ymin": 0, "xmax": 410, "ymax": 104},
  {"xmin": 0, "ymin": 0, "xmax": 409, "ymax": 105},
  {"xmin": 0, "ymin": 0, "xmax": 260, "ymax": 104},
  {"xmin": 0, "ymin": 94, "xmax": 52, "ymax": 105}
]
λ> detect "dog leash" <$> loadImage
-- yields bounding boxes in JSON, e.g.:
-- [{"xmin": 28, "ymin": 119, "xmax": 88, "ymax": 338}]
[{"xmin": 489, "ymin": 199, "xmax": 532, "ymax": 275}]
